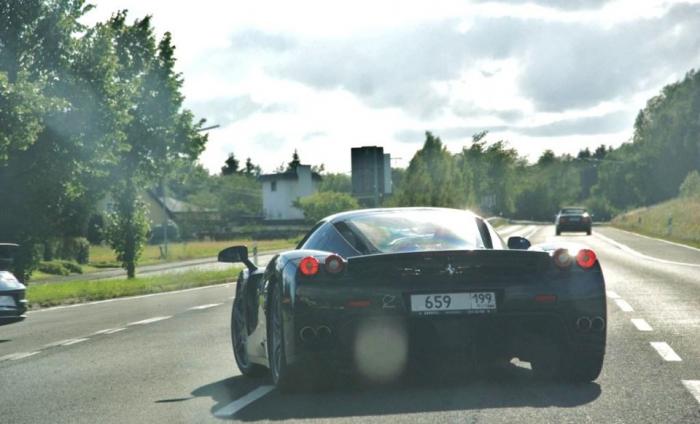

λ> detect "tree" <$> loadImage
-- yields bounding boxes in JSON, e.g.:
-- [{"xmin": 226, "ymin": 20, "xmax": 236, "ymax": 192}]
[
  {"xmin": 243, "ymin": 157, "xmax": 261, "ymax": 177},
  {"xmin": 105, "ymin": 13, "xmax": 206, "ymax": 278},
  {"xmin": 287, "ymin": 149, "xmax": 301, "ymax": 171},
  {"xmin": 294, "ymin": 192, "xmax": 359, "ymax": 223},
  {"xmin": 679, "ymin": 170, "xmax": 700, "ymax": 199},
  {"xmin": 221, "ymin": 153, "xmax": 239, "ymax": 175},
  {"xmin": 318, "ymin": 173, "xmax": 352, "ymax": 193}
]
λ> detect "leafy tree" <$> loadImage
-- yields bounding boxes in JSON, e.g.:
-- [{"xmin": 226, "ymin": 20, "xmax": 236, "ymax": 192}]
[
  {"xmin": 294, "ymin": 191, "xmax": 359, "ymax": 223},
  {"xmin": 287, "ymin": 149, "xmax": 301, "ymax": 171},
  {"xmin": 318, "ymin": 173, "xmax": 352, "ymax": 193},
  {"xmin": 221, "ymin": 152, "xmax": 239, "ymax": 175},
  {"xmin": 679, "ymin": 170, "xmax": 700, "ymax": 199},
  {"xmin": 243, "ymin": 157, "xmax": 261, "ymax": 177},
  {"xmin": 105, "ymin": 13, "xmax": 206, "ymax": 277}
]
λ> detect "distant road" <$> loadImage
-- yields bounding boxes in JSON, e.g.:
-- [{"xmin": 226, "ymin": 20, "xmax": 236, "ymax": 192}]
[{"xmin": 2, "ymin": 225, "xmax": 700, "ymax": 423}]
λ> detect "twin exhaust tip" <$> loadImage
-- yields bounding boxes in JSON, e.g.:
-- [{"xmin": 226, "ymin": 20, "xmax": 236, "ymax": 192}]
[
  {"xmin": 576, "ymin": 316, "xmax": 605, "ymax": 332},
  {"xmin": 300, "ymin": 325, "xmax": 332, "ymax": 342}
]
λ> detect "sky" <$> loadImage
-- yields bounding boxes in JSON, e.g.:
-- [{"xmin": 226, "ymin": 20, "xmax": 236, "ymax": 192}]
[{"xmin": 84, "ymin": 0, "xmax": 700, "ymax": 174}]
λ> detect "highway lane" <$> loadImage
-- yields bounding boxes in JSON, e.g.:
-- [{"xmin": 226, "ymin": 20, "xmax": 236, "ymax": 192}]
[{"xmin": 1, "ymin": 224, "xmax": 700, "ymax": 423}]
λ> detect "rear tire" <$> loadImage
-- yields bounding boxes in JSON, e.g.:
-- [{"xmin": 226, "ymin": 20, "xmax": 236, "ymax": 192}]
[
  {"xmin": 586, "ymin": 229, "xmax": 592, "ymax": 236},
  {"xmin": 556, "ymin": 228, "xmax": 561, "ymax": 236},
  {"xmin": 231, "ymin": 295, "xmax": 265, "ymax": 377},
  {"xmin": 268, "ymin": 285, "xmax": 296, "ymax": 391}
]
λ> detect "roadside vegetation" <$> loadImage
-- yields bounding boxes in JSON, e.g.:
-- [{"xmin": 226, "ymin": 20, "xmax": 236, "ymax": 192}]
[
  {"xmin": 27, "ymin": 268, "xmax": 241, "ymax": 308},
  {"xmin": 611, "ymin": 171, "xmax": 700, "ymax": 249}
]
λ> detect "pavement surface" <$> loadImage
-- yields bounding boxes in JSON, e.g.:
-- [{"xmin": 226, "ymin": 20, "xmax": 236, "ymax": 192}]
[{"xmin": 2, "ymin": 224, "xmax": 700, "ymax": 423}]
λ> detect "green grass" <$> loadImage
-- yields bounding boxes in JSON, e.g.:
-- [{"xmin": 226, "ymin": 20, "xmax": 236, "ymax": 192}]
[
  {"xmin": 89, "ymin": 238, "xmax": 300, "ymax": 267},
  {"xmin": 611, "ymin": 197, "xmax": 700, "ymax": 249},
  {"xmin": 27, "ymin": 267, "xmax": 241, "ymax": 308}
]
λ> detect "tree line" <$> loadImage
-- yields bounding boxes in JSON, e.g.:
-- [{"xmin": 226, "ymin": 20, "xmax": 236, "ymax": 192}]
[{"xmin": 0, "ymin": 2, "xmax": 206, "ymax": 280}]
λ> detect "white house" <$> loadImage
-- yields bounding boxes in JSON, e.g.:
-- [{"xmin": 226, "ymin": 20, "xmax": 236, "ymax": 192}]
[{"xmin": 260, "ymin": 165, "xmax": 321, "ymax": 221}]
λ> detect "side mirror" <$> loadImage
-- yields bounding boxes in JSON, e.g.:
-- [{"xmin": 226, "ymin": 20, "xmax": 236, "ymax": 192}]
[
  {"xmin": 508, "ymin": 236, "xmax": 531, "ymax": 250},
  {"xmin": 218, "ymin": 245, "xmax": 257, "ymax": 271}
]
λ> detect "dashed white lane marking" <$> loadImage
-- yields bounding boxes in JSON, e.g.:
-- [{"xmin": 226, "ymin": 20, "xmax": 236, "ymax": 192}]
[
  {"xmin": 631, "ymin": 318, "xmax": 653, "ymax": 332},
  {"xmin": 614, "ymin": 298, "xmax": 634, "ymax": 312},
  {"xmin": 62, "ymin": 338, "xmax": 89, "ymax": 346},
  {"xmin": 188, "ymin": 303, "xmax": 222, "ymax": 310},
  {"xmin": 606, "ymin": 290, "xmax": 621, "ymax": 299},
  {"xmin": 104, "ymin": 327, "xmax": 126, "ymax": 334},
  {"xmin": 650, "ymin": 342, "xmax": 682, "ymax": 362},
  {"xmin": 682, "ymin": 380, "xmax": 700, "ymax": 405},
  {"xmin": 127, "ymin": 316, "xmax": 172, "ymax": 326},
  {"xmin": 214, "ymin": 385, "xmax": 275, "ymax": 417}
]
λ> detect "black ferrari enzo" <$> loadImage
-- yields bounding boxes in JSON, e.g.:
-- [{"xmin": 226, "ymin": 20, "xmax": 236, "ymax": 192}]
[{"xmin": 219, "ymin": 208, "xmax": 606, "ymax": 389}]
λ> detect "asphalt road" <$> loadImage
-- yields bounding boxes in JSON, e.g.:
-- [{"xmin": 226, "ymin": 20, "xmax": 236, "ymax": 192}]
[{"xmin": 2, "ymin": 224, "xmax": 700, "ymax": 423}]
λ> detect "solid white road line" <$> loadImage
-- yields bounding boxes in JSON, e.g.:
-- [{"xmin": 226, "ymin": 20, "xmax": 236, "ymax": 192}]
[
  {"xmin": 682, "ymin": 380, "xmax": 700, "ymax": 405},
  {"xmin": 187, "ymin": 303, "xmax": 222, "ymax": 310},
  {"xmin": 614, "ymin": 228, "xmax": 700, "ymax": 253},
  {"xmin": 127, "ymin": 316, "xmax": 172, "ymax": 326},
  {"xmin": 631, "ymin": 318, "xmax": 653, "ymax": 332},
  {"xmin": 614, "ymin": 298, "xmax": 634, "ymax": 312},
  {"xmin": 62, "ymin": 338, "xmax": 89, "ymax": 346},
  {"xmin": 213, "ymin": 385, "xmax": 275, "ymax": 417},
  {"xmin": 606, "ymin": 290, "xmax": 621, "ymax": 299},
  {"xmin": 28, "ymin": 283, "xmax": 236, "ymax": 314},
  {"xmin": 595, "ymin": 231, "xmax": 700, "ymax": 268},
  {"xmin": 10, "ymin": 351, "xmax": 41, "ymax": 360},
  {"xmin": 104, "ymin": 328, "xmax": 126, "ymax": 334},
  {"xmin": 650, "ymin": 342, "xmax": 682, "ymax": 362}
]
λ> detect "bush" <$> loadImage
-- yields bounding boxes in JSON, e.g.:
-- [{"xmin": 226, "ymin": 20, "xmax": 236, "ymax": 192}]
[
  {"xmin": 149, "ymin": 221, "xmax": 181, "ymax": 244},
  {"xmin": 38, "ymin": 261, "xmax": 70, "ymax": 276},
  {"xmin": 294, "ymin": 192, "xmax": 360, "ymax": 223},
  {"xmin": 38, "ymin": 260, "xmax": 83, "ymax": 276},
  {"xmin": 58, "ymin": 237, "xmax": 90, "ymax": 264},
  {"xmin": 680, "ymin": 170, "xmax": 700, "ymax": 199}
]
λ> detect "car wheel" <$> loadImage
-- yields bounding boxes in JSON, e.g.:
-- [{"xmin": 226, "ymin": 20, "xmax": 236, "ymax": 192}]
[
  {"xmin": 563, "ymin": 350, "xmax": 604, "ymax": 383},
  {"xmin": 231, "ymin": 295, "xmax": 264, "ymax": 377},
  {"xmin": 556, "ymin": 228, "xmax": 561, "ymax": 236},
  {"xmin": 268, "ymin": 285, "xmax": 294, "ymax": 390},
  {"xmin": 587, "ymin": 229, "xmax": 592, "ymax": 236}
]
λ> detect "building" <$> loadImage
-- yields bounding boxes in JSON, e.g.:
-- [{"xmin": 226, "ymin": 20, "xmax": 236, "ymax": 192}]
[
  {"xmin": 351, "ymin": 146, "xmax": 392, "ymax": 206},
  {"xmin": 259, "ymin": 165, "xmax": 321, "ymax": 221}
]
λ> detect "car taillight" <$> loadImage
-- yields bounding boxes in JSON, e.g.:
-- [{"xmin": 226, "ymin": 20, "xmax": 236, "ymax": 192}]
[
  {"xmin": 552, "ymin": 248, "xmax": 573, "ymax": 268},
  {"xmin": 324, "ymin": 254, "xmax": 345, "ymax": 274},
  {"xmin": 576, "ymin": 249, "xmax": 597, "ymax": 269},
  {"xmin": 299, "ymin": 256, "xmax": 320, "ymax": 276}
]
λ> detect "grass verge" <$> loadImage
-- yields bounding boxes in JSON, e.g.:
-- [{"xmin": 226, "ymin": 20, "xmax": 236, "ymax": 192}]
[
  {"xmin": 27, "ymin": 267, "xmax": 242, "ymax": 309},
  {"xmin": 611, "ymin": 197, "xmax": 700, "ymax": 249},
  {"xmin": 89, "ymin": 238, "xmax": 299, "ymax": 267}
]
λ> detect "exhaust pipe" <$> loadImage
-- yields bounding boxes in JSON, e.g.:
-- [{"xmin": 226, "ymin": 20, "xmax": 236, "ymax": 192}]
[
  {"xmin": 591, "ymin": 316, "xmax": 605, "ymax": 332},
  {"xmin": 576, "ymin": 317, "xmax": 592, "ymax": 332},
  {"xmin": 300, "ymin": 326, "xmax": 316, "ymax": 342},
  {"xmin": 316, "ymin": 325, "xmax": 332, "ymax": 341}
]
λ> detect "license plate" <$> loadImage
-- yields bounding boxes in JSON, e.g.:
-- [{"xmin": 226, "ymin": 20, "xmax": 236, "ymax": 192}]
[
  {"xmin": 411, "ymin": 292, "xmax": 496, "ymax": 314},
  {"xmin": 0, "ymin": 295, "xmax": 16, "ymax": 307},
  {"xmin": 569, "ymin": 217, "xmax": 581, "ymax": 222}
]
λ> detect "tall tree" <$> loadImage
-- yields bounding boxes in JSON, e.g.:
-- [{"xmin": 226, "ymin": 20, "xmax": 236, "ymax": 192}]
[
  {"xmin": 221, "ymin": 152, "xmax": 239, "ymax": 175},
  {"xmin": 105, "ymin": 13, "xmax": 206, "ymax": 278}
]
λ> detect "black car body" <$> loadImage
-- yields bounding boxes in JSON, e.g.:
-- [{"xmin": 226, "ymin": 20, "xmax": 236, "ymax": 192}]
[
  {"xmin": 220, "ymin": 208, "xmax": 606, "ymax": 388},
  {"xmin": 555, "ymin": 207, "xmax": 592, "ymax": 235},
  {"xmin": 0, "ymin": 243, "xmax": 28, "ymax": 326}
]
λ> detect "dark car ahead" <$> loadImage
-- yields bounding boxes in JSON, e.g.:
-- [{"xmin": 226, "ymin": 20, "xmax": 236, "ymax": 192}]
[
  {"xmin": 555, "ymin": 207, "xmax": 592, "ymax": 236},
  {"xmin": 0, "ymin": 243, "xmax": 28, "ymax": 326},
  {"xmin": 220, "ymin": 208, "xmax": 606, "ymax": 390}
]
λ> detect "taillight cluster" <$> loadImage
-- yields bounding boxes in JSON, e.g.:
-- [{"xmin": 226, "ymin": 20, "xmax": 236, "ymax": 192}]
[
  {"xmin": 299, "ymin": 254, "xmax": 346, "ymax": 277},
  {"xmin": 552, "ymin": 248, "xmax": 597, "ymax": 270}
]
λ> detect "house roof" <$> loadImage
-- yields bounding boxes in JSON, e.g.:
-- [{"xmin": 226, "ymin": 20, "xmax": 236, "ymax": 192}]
[
  {"xmin": 148, "ymin": 192, "xmax": 215, "ymax": 214},
  {"xmin": 259, "ymin": 165, "xmax": 322, "ymax": 182}
]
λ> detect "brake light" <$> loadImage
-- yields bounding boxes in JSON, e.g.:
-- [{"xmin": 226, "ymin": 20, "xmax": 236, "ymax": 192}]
[
  {"xmin": 299, "ymin": 256, "xmax": 319, "ymax": 276},
  {"xmin": 552, "ymin": 248, "xmax": 573, "ymax": 268},
  {"xmin": 576, "ymin": 249, "xmax": 597, "ymax": 269},
  {"xmin": 324, "ymin": 254, "xmax": 345, "ymax": 274}
]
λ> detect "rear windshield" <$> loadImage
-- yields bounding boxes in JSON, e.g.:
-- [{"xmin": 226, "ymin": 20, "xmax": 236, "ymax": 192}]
[
  {"xmin": 336, "ymin": 210, "xmax": 484, "ymax": 254},
  {"xmin": 561, "ymin": 208, "xmax": 586, "ymax": 214}
]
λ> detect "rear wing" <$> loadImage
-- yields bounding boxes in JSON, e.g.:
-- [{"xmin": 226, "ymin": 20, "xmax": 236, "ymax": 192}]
[{"xmin": 0, "ymin": 243, "xmax": 19, "ymax": 271}]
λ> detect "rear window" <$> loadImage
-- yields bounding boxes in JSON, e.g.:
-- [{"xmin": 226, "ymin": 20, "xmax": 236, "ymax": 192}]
[
  {"xmin": 561, "ymin": 208, "xmax": 586, "ymax": 214},
  {"xmin": 336, "ymin": 210, "xmax": 484, "ymax": 254}
]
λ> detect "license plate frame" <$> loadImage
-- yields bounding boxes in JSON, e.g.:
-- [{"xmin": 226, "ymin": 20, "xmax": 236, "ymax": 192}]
[{"xmin": 410, "ymin": 292, "xmax": 497, "ymax": 315}]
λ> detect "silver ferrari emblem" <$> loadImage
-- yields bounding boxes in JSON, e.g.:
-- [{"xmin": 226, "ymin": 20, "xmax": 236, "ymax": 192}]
[{"xmin": 445, "ymin": 263, "xmax": 455, "ymax": 276}]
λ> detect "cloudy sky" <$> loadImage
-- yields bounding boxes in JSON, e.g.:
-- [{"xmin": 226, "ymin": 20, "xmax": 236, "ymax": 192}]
[{"xmin": 85, "ymin": 0, "xmax": 700, "ymax": 174}]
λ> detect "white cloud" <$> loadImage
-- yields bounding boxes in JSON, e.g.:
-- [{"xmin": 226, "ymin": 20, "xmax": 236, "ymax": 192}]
[{"xmin": 83, "ymin": 0, "xmax": 700, "ymax": 173}]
